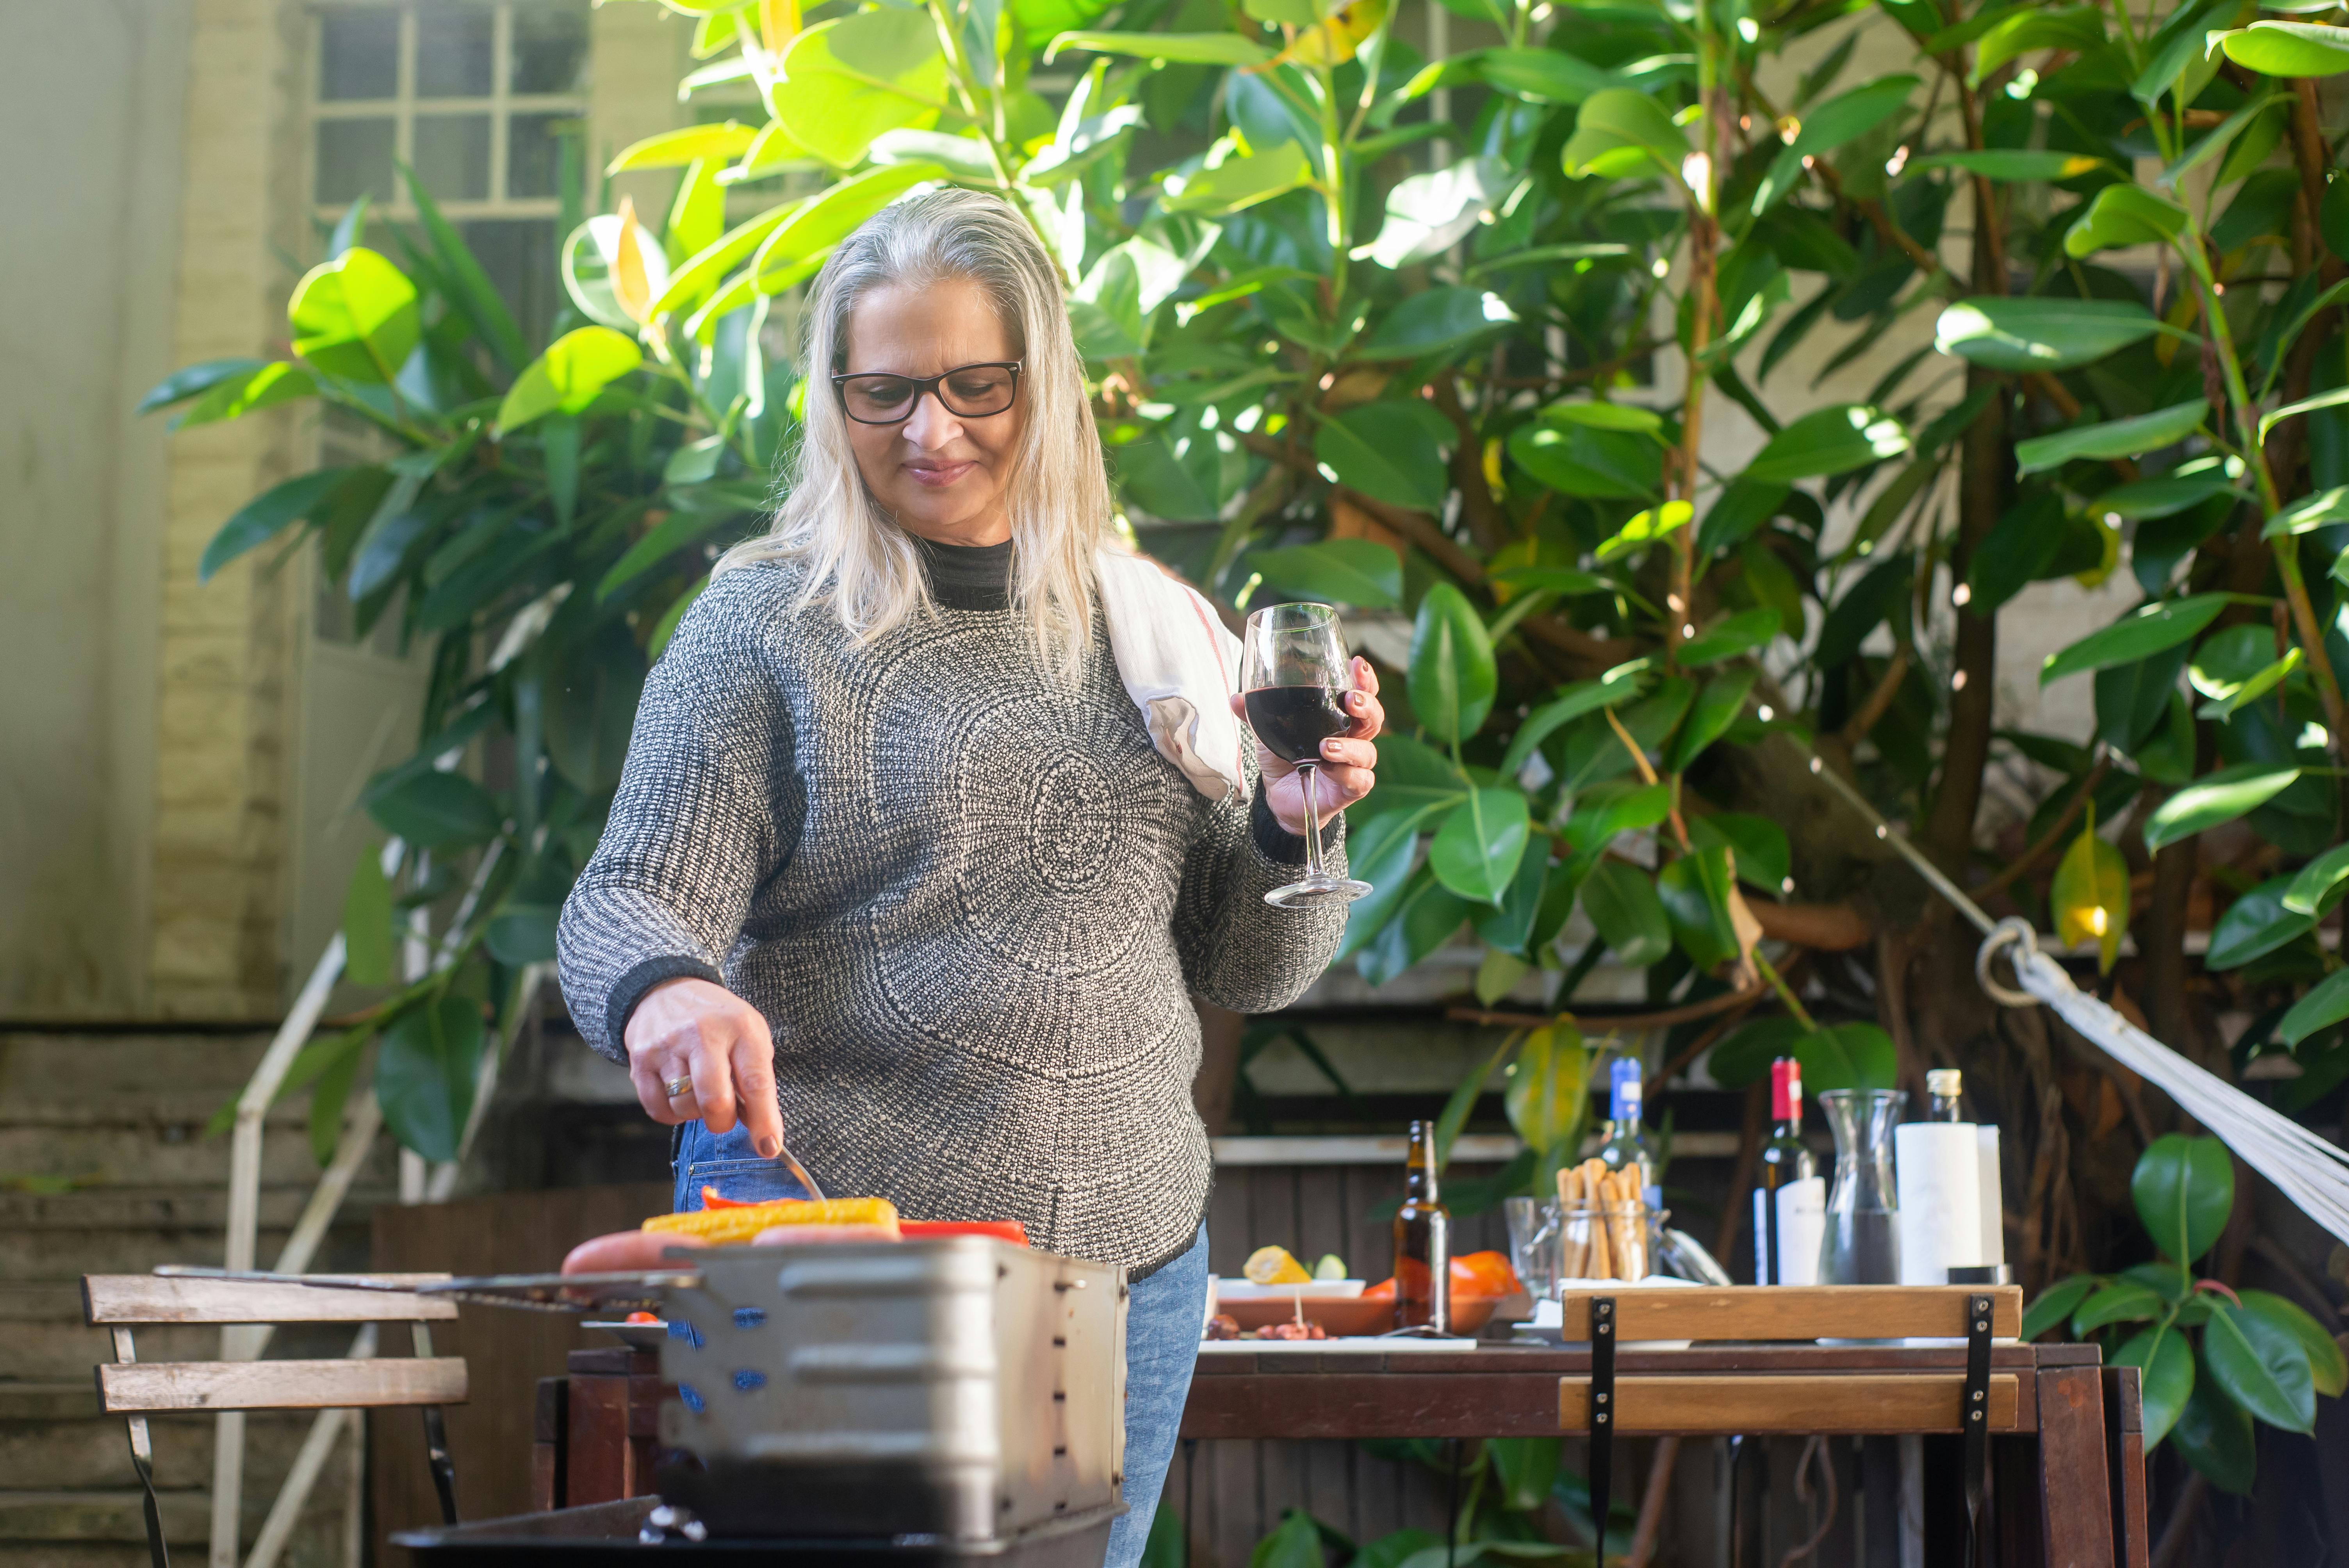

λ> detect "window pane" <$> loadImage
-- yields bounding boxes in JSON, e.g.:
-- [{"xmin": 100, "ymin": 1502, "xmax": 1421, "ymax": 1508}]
[
  {"xmin": 461, "ymin": 219, "xmax": 561, "ymax": 348},
  {"xmin": 506, "ymin": 112, "xmax": 577, "ymax": 200},
  {"xmin": 316, "ymin": 117, "xmax": 396, "ymax": 205},
  {"xmin": 414, "ymin": 113, "xmax": 492, "ymax": 200},
  {"xmin": 320, "ymin": 8, "xmax": 400, "ymax": 100},
  {"xmin": 510, "ymin": 5, "xmax": 590, "ymax": 94},
  {"xmin": 415, "ymin": 2, "xmax": 494, "ymax": 97}
]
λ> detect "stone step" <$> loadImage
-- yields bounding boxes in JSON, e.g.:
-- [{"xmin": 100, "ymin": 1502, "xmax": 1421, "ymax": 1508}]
[
  {"xmin": 0, "ymin": 1034, "xmax": 275, "ymax": 1096},
  {"xmin": 0, "ymin": 1126, "xmax": 344, "ymax": 1190},
  {"xmin": 0, "ymin": 1227, "xmax": 314, "ymax": 1283},
  {"xmin": 0, "ymin": 1183, "xmax": 396, "ymax": 1236}
]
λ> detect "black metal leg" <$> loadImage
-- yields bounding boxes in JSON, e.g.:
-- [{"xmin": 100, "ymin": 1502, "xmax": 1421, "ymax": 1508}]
[
  {"xmin": 125, "ymin": 1416, "xmax": 171, "ymax": 1568},
  {"xmin": 412, "ymin": 1321, "xmax": 460, "ymax": 1525},
  {"xmin": 1588, "ymin": 1297, "xmax": 1616, "ymax": 1557}
]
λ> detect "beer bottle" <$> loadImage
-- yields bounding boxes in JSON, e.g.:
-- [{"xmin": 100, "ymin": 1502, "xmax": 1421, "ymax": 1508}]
[{"xmin": 1393, "ymin": 1119, "xmax": 1451, "ymax": 1332}]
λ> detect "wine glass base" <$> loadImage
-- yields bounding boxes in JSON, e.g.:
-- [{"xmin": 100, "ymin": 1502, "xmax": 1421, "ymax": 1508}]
[{"xmin": 1263, "ymin": 876, "xmax": 1375, "ymax": 909}]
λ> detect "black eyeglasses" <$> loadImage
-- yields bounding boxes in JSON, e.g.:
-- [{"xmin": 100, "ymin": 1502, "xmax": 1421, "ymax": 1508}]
[{"xmin": 829, "ymin": 361, "xmax": 1023, "ymax": 425}]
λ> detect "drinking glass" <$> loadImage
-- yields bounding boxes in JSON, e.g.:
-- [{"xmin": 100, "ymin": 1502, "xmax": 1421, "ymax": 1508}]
[
  {"xmin": 1239, "ymin": 602, "xmax": 1375, "ymax": 908},
  {"xmin": 1817, "ymin": 1088, "xmax": 1907, "ymax": 1285}
]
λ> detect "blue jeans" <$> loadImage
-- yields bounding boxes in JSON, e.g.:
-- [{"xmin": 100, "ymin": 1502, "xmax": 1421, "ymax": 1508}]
[{"xmin": 670, "ymin": 1123, "xmax": 1208, "ymax": 1568}]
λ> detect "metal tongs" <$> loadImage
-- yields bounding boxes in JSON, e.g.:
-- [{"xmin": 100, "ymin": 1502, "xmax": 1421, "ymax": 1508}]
[{"xmin": 155, "ymin": 1263, "xmax": 706, "ymax": 1313}]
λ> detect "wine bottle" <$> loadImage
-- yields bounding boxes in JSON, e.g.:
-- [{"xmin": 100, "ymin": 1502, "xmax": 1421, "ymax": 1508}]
[
  {"xmin": 1928, "ymin": 1067, "xmax": 1964, "ymax": 1123},
  {"xmin": 1393, "ymin": 1119, "xmax": 1451, "ymax": 1332},
  {"xmin": 1596, "ymin": 1058, "xmax": 1658, "ymax": 1206},
  {"xmin": 1754, "ymin": 1057, "xmax": 1817, "ymax": 1285}
]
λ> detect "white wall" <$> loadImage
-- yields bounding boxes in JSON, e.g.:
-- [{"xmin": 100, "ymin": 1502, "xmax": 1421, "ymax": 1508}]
[{"xmin": 0, "ymin": 0, "xmax": 192, "ymax": 1014}]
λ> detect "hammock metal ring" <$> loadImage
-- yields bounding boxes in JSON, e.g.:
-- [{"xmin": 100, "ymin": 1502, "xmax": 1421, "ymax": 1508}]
[{"xmin": 1974, "ymin": 917, "xmax": 2041, "ymax": 1009}]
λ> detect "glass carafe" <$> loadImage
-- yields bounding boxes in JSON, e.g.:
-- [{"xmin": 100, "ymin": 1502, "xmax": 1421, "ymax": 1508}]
[{"xmin": 1817, "ymin": 1089, "xmax": 1907, "ymax": 1285}]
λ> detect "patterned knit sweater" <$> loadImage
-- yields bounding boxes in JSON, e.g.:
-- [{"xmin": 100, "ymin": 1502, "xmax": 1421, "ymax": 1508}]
[{"xmin": 556, "ymin": 549, "xmax": 1348, "ymax": 1273}]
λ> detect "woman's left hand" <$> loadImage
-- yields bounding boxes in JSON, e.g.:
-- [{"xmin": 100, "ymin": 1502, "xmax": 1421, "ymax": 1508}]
[{"xmin": 1232, "ymin": 656, "xmax": 1384, "ymax": 836}]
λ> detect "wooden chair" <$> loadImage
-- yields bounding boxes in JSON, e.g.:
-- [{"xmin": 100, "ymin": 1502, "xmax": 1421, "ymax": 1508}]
[{"xmin": 83, "ymin": 1272, "xmax": 470, "ymax": 1568}]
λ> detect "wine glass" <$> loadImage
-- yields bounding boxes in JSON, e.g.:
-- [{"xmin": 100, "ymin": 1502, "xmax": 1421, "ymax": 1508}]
[{"xmin": 1240, "ymin": 602, "xmax": 1375, "ymax": 908}]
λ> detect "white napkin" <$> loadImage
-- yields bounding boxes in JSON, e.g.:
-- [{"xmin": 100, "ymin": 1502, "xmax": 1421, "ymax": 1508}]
[{"xmin": 1095, "ymin": 547, "xmax": 1248, "ymax": 802}]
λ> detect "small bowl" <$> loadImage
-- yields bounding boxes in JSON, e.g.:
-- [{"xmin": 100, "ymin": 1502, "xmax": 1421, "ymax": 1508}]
[{"xmin": 1214, "ymin": 1279, "xmax": 1367, "ymax": 1301}]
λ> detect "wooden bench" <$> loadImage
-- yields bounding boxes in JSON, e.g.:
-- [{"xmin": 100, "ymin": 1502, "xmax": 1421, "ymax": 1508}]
[{"xmin": 84, "ymin": 1272, "xmax": 471, "ymax": 1568}]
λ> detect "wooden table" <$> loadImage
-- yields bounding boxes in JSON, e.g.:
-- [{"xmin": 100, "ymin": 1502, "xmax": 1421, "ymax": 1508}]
[{"xmin": 1183, "ymin": 1341, "xmax": 2148, "ymax": 1568}]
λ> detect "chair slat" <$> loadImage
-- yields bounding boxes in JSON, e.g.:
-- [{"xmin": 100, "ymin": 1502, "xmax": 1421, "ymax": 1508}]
[
  {"xmin": 98, "ymin": 1356, "xmax": 468, "ymax": 1414},
  {"xmin": 1559, "ymin": 1372, "xmax": 2021, "ymax": 1435},
  {"xmin": 1555, "ymin": 1285, "xmax": 2021, "ymax": 1342},
  {"xmin": 83, "ymin": 1274, "xmax": 456, "ymax": 1326}
]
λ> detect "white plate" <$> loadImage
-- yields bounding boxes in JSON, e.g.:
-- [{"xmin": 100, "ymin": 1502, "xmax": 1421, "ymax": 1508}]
[{"xmin": 1214, "ymin": 1279, "xmax": 1366, "ymax": 1301}]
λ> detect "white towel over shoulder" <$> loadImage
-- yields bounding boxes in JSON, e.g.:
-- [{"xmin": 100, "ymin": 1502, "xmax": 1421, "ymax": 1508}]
[{"xmin": 1095, "ymin": 547, "xmax": 1248, "ymax": 803}]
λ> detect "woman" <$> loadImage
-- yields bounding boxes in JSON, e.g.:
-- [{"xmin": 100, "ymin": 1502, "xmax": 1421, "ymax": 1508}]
[{"xmin": 556, "ymin": 187, "xmax": 1383, "ymax": 1565}]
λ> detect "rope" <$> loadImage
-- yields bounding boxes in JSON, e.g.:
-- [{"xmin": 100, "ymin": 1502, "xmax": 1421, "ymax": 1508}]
[{"xmin": 1798, "ymin": 752, "xmax": 2349, "ymax": 1247}]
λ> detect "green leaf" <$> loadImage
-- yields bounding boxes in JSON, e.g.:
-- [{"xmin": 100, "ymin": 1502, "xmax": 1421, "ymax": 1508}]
[
  {"xmin": 1363, "ymin": 287, "xmax": 1518, "ymax": 359},
  {"xmin": 1795, "ymin": 1022, "xmax": 1898, "ymax": 1092},
  {"xmin": 1478, "ymin": 47, "xmax": 1624, "ymax": 103},
  {"xmin": 2095, "ymin": 469, "xmax": 2246, "ymax": 519},
  {"xmin": 1689, "ymin": 813, "xmax": 1789, "ymax": 893},
  {"xmin": 2282, "ymin": 843, "xmax": 2349, "ymax": 916},
  {"xmin": 1492, "ymin": 565, "xmax": 1611, "ymax": 598},
  {"xmin": 1670, "ymin": 668, "xmax": 1756, "ymax": 772},
  {"xmin": 2114, "ymin": 1327, "xmax": 2194, "ymax": 1449},
  {"xmin": 2207, "ymin": 873, "xmax": 2319, "ymax": 969},
  {"xmin": 1508, "ymin": 422, "xmax": 1662, "ymax": 499},
  {"xmin": 1476, "ymin": 846, "xmax": 1553, "ymax": 956},
  {"xmin": 2258, "ymin": 384, "xmax": 2349, "ymax": 447},
  {"xmin": 1363, "ymin": 731, "xmax": 1470, "ymax": 817},
  {"xmin": 485, "ymin": 904, "xmax": 560, "ymax": 966},
  {"xmin": 1162, "ymin": 142, "xmax": 1315, "ymax": 216},
  {"xmin": 376, "ymin": 996, "xmax": 487, "ymax": 1164},
  {"xmin": 1908, "ymin": 149, "xmax": 2112, "ymax": 181},
  {"xmin": 1366, "ymin": 157, "xmax": 1512, "ymax": 269},
  {"xmin": 2050, "ymin": 819, "xmax": 2130, "ymax": 973},
  {"xmin": 2072, "ymin": 1280, "xmax": 2164, "ymax": 1334},
  {"xmin": 2171, "ymin": 1370, "xmax": 2255, "ymax": 1492},
  {"xmin": 1579, "ymin": 860, "xmax": 1670, "ymax": 967},
  {"xmin": 1707, "ymin": 1016, "xmax": 1805, "ymax": 1090},
  {"xmin": 1563, "ymin": 780, "xmax": 1672, "ymax": 852},
  {"xmin": 2039, "ymin": 593, "xmax": 2232, "ymax": 684},
  {"xmin": 2142, "ymin": 763, "xmax": 2302, "ymax": 851},
  {"xmin": 1744, "ymin": 404, "xmax": 1909, "ymax": 483},
  {"xmin": 2216, "ymin": 20, "xmax": 2349, "ymax": 77},
  {"xmin": 747, "ymin": 164, "xmax": 950, "ymax": 300},
  {"xmin": 2132, "ymin": 1134, "xmax": 2233, "ymax": 1266},
  {"xmin": 1408, "ymin": 583, "xmax": 1498, "ymax": 744},
  {"xmin": 1595, "ymin": 500, "xmax": 1691, "ymax": 563},
  {"xmin": 288, "ymin": 247, "xmax": 420, "ymax": 384},
  {"xmin": 1047, "ymin": 29, "xmax": 1272, "ymax": 65},
  {"xmin": 2064, "ymin": 184, "xmax": 2189, "ymax": 258},
  {"xmin": 1538, "ymin": 400, "xmax": 1665, "ymax": 435},
  {"xmin": 342, "ymin": 848, "xmax": 395, "ymax": 988},
  {"xmin": 1505, "ymin": 1022, "xmax": 1588, "ymax": 1156},
  {"xmin": 1749, "ymin": 75, "xmax": 1920, "ymax": 215},
  {"xmin": 1498, "ymin": 666, "xmax": 1645, "ymax": 778},
  {"xmin": 1429, "ymin": 788, "xmax": 1533, "ymax": 906},
  {"xmin": 1486, "ymin": 1438, "xmax": 1565, "ymax": 1515},
  {"xmin": 1935, "ymin": 297, "xmax": 2162, "ymax": 372},
  {"xmin": 1559, "ymin": 87, "xmax": 1688, "ymax": 178},
  {"xmin": 1657, "ymin": 848, "xmax": 1743, "ymax": 969},
  {"xmin": 139, "ymin": 357, "xmax": 267, "ymax": 415},
  {"xmin": 2023, "ymin": 1274, "xmax": 2098, "ymax": 1340},
  {"xmin": 199, "ymin": 466, "xmax": 367, "ymax": 583},
  {"xmin": 606, "ymin": 120, "xmax": 760, "ymax": 173},
  {"xmin": 364, "ymin": 770, "xmax": 503, "ymax": 848},
  {"xmin": 174, "ymin": 362, "xmax": 320, "ymax": 430},
  {"xmin": 1251, "ymin": 539, "xmax": 1403, "ymax": 608},
  {"xmin": 2192, "ymin": 635, "xmax": 2300, "ymax": 722},
  {"xmin": 769, "ymin": 10, "xmax": 947, "ymax": 169},
  {"xmin": 2205, "ymin": 1301, "xmax": 2317, "ymax": 1433},
  {"xmin": 306, "ymin": 1030, "xmax": 369, "ymax": 1166},
  {"xmin": 1679, "ymin": 608, "xmax": 1782, "ymax": 665},
  {"xmin": 1335, "ymin": 809, "xmax": 1432, "ymax": 961},
  {"xmin": 1358, "ymin": 869, "xmax": 1472, "ymax": 985},
  {"xmin": 396, "ymin": 164, "xmax": 526, "ymax": 373},
  {"xmin": 496, "ymin": 327, "xmax": 644, "ymax": 434},
  {"xmin": 2262, "ymin": 485, "xmax": 2349, "ymax": 538},
  {"xmin": 1314, "ymin": 403, "xmax": 1448, "ymax": 513},
  {"xmin": 2016, "ymin": 400, "xmax": 2207, "ymax": 475},
  {"xmin": 2240, "ymin": 1290, "xmax": 2348, "ymax": 1398}
]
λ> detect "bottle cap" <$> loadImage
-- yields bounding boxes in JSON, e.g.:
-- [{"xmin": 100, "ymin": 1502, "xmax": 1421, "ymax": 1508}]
[
  {"xmin": 1609, "ymin": 1058, "xmax": 1641, "ymax": 1120},
  {"xmin": 1770, "ymin": 1057, "xmax": 1802, "ymax": 1122},
  {"xmin": 1927, "ymin": 1069, "xmax": 1963, "ymax": 1098}
]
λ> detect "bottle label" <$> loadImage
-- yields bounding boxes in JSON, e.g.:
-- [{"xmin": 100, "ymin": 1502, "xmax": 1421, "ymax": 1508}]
[
  {"xmin": 1770, "ymin": 1057, "xmax": 1802, "ymax": 1123},
  {"xmin": 1609, "ymin": 1058, "xmax": 1641, "ymax": 1122}
]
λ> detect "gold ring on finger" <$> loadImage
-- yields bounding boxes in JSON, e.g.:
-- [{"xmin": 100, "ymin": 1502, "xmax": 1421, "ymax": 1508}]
[{"xmin": 663, "ymin": 1074, "xmax": 693, "ymax": 1099}]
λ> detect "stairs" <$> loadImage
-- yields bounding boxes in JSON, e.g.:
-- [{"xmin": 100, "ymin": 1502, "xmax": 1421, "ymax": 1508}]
[{"xmin": 0, "ymin": 1029, "xmax": 395, "ymax": 1567}]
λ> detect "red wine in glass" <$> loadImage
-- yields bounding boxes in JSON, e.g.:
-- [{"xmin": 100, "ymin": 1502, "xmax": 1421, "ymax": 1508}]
[
  {"xmin": 1239, "ymin": 602, "xmax": 1375, "ymax": 908},
  {"xmin": 1243, "ymin": 686, "xmax": 1351, "ymax": 765}
]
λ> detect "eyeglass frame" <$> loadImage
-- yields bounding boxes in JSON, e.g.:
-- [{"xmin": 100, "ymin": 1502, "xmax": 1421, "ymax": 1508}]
[{"xmin": 827, "ymin": 360, "xmax": 1025, "ymax": 426}]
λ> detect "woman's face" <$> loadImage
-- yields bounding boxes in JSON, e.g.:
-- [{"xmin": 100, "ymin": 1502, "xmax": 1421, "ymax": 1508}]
[{"xmin": 839, "ymin": 276, "xmax": 1026, "ymax": 547}]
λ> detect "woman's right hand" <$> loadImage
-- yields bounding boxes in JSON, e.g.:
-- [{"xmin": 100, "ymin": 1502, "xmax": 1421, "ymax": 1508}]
[{"xmin": 623, "ymin": 977, "xmax": 784, "ymax": 1158}]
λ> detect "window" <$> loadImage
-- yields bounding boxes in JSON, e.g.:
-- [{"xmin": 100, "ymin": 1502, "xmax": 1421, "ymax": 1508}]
[{"xmin": 312, "ymin": 1, "xmax": 591, "ymax": 346}]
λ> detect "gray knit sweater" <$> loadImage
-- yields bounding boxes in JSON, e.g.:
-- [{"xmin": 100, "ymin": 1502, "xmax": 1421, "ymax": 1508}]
[{"xmin": 556, "ymin": 552, "xmax": 1348, "ymax": 1273}]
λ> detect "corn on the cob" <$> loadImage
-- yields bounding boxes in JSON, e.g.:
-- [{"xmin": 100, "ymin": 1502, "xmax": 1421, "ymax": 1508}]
[{"xmin": 642, "ymin": 1197, "xmax": 901, "ymax": 1245}]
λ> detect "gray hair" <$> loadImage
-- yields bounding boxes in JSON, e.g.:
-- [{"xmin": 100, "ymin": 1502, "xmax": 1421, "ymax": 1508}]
[{"xmin": 716, "ymin": 187, "xmax": 1109, "ymax": 675}]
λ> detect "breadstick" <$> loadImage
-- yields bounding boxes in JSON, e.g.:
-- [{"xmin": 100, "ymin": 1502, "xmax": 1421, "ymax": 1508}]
[
  {"xmin": 1605, "ymin": 1168, "xmax": 1645, "ymax": 1280},
  {"xmin": 1556, "ymin": 1165, "xmax": 1587, "ymax": 1279},
  {"xmin": 1585, "ymin": 1169, "xmax": 1613, "ymax": 1281}
]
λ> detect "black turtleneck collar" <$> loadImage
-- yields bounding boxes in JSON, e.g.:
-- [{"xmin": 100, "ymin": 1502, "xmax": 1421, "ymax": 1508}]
[{"xmin": 912, "ymin": 533, "xmax": 1013, "ymax": 611}]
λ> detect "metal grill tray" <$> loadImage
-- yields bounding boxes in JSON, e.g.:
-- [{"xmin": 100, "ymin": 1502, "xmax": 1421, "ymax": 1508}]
[{"xmin": 391, "ymin": 1499, "xmax": 1119, "ymax": 1568}]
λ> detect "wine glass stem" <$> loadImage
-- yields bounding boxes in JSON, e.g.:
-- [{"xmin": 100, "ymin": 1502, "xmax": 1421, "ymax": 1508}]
[{"xmin": 1299, "ymin": 764, "xmax": 1326, "ymax": 880}]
